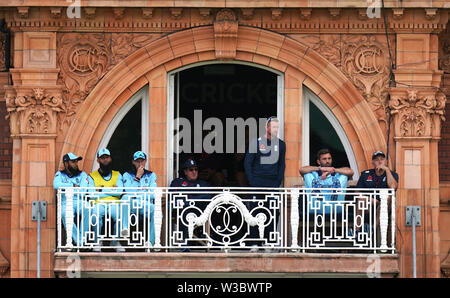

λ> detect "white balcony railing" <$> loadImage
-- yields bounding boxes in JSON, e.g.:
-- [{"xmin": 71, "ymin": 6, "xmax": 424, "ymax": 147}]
[{"xmin": 57, "ymin": 187, "xmax": 396, "ymax": 253}]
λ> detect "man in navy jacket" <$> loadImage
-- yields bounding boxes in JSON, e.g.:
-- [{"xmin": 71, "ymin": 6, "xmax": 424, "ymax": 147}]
[{"xmin": 244, "ymin": 117, "xmax": 286, "ymax": 250}]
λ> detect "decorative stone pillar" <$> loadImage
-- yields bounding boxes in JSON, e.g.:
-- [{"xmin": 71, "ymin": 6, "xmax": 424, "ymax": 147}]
[
  {"xmin": 390, "ymin": 29, "xmax": 447, "ymax": 277},
  {"xmin": 5, "ymin": 31, "xmax": 63, "ymax": 277}
]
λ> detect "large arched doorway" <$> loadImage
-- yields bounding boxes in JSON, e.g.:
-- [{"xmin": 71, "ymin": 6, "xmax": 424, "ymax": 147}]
[{"xmin": 167, "ymin": 62, "xmax": 282, "ymax": 186}]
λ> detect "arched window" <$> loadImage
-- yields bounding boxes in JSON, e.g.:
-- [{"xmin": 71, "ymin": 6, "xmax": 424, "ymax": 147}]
[
  {"xmin": 302, "ymin": 87, "xmax": 358, "ymax": 180},
  {"xmin": 95, "ymin": 86, "xmax": 149, "ymax": 173}
]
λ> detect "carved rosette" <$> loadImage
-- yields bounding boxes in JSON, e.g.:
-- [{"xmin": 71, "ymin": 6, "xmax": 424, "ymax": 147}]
[
  {"xmin": 389, "ymin": 88, "xmax": 446, "ymax": 138},
  {"xmin": 214, "ymin": 9, "xmax": 238, "ymax": 61},
  {"xmin": 5, "ymin": 87, "xmax": 64, "ymax": 136}
]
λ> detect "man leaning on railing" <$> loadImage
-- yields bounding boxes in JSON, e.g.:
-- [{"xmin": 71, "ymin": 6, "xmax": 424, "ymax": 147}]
[
  {"xmin": 299, "ymin": 148, "xmax": 354, "ymax": 214},
  {"xmin": 86, "ymin": 148, "xmax": 128, "ymax": 252},
  {"xmin": 53, "ymin": 152, "xmax": 89, "ymax": 250},
  {"xmin": 122, "ymin": 151, "xmax": 157, "ymax": 247}
]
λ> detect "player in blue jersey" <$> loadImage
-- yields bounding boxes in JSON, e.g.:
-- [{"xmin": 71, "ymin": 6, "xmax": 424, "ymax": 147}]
[
  {"xmin": 53, "ymin": 153, "xmax": 89, "ymax": 248},
  {"xmin": 122, "ymin": 151, "xmax": 158, "ymax": 246},
  {"xmin": 299, "ymin": 148, "xmax": 354, "ymax": 215}
]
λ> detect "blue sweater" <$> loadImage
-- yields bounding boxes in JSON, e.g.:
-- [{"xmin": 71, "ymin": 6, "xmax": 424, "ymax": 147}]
[{"xmin": 244, "ymin": 136, "xmax": 286, "ymax": 187}]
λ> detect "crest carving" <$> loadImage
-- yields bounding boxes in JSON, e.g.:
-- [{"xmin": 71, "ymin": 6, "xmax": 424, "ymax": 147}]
[
  {"xmin": 57, "ymin": 33, "xmax": 111, "ymax": 131},
  {"xmin": 342, "ymin": 36, "xmax": 392, "ymax": 126}
]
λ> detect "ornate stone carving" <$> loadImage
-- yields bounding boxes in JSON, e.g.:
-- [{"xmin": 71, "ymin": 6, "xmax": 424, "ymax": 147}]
[
  {"xmin": 142, "ymin": 8, "xmax": 154, "ymax": 19},
  {"xmin": 50, "ymin": 7, "xmax": 62, "ymax": 19},
  {"xmin": 389, "ymin": 88, "xmax": 446, "ymax": 138},
  {"xmin": 57, "ymin": 33, "xmax": 111, "ymax": 130},
  {"xmin": 84, "ymin": 7, "xmax": 96, "ymax": 19},
  {"xmin": 298, "ymin": 35, "xmax": 341, "ymax": 68},
  {"xmin": 5, "ymin": 87, "xmax": 64, "ymax": 135},
  {"xmin": 328, "ymin": 8, "xmax": 341, "ymax": 20},
  {"xmin": 342, "ymin": 35, "xmax": 392, "ymax": 125},
  {"xmin": 271, "ymin": 9, "xmax": 282, "ymax": 21},
  {"xmin": 241, "ymin": 8, "xmax": 254, "ymax": 20},
  {"xmin": 111, "ymin": 33, "xmax": 157, "ymax": 66},
  {"xmin": 425, "ymin": 8, "xmax": 438, "ymax": 20},
  {"xmin": 299, "ymin": 9, "xmax": 312, "ymax": 20},
  {"xmin": 392, "ymin": 8, "xmax": 404, "ymax": 20},
  {"xmin": 113, "ymin": 8, "xmax": 125, "ymax": 20},
  {"xmin": 214, "ymin": 9, "xmax": 238, "ymax": 61},
  {"xmin": 170, "ymin": 8, "xmax": 183, "ymax": 19},
  {"xmin": 17, "ymin": 7, "xmax": 29, "ymax": 19},
  {"xmin": 199, "ymin": 8, "xmax": 211, "ymax": 18}
]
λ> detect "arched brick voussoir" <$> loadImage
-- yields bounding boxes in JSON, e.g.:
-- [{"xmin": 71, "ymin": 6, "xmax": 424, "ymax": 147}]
[{"xmin": 60, "ymin": 25, "xmax": 385, "ymax": 173}]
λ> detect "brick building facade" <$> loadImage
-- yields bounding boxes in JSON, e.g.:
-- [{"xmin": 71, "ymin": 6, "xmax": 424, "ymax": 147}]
[{"xmin": 0, "ymin": 0, "xmax": 449, "ymax": 278}]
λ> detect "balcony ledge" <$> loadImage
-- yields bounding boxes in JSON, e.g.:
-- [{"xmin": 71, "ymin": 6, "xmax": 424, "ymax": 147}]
[{"xmin": 54, "ymin": 252, "xmax": 399, "ymax": 278}]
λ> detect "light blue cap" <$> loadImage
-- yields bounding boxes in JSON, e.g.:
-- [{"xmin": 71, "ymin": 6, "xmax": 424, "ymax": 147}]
[
  {"xmin": 133, "ymin": 151, "xmax": 147, "ymax": 160},
  {"xmin": 97, "ymin": 148, "xmax": 111, "ymax": 158},
  {"xmin": 63, "ymin": 152, "xmax": 82, "ymax": 162}
]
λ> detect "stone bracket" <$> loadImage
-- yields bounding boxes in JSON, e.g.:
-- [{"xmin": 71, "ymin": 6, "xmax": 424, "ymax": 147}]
[{"xmin": 213, "ymin": 9, "xmax": 238, "ymax": 61}]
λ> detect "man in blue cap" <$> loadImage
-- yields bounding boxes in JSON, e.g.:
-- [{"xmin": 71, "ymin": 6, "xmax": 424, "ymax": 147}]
[
  {"xmin": 53, "ymin": 152, "xmax": 89, "ymax": 249},
  {"xmin": 169, "ymin": 158, "xmax": 211, "ymax": 250},
  {"xmin": 122, "ymin": 151, "xmax": 157, "ymax": 246},
  {"xmin": 86, "ymin": 148, "xmax": 127, "ymax": 252}
]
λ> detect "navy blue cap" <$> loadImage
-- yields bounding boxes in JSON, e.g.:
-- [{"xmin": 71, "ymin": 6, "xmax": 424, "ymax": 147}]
[
  {"xmin": 183, "ymin": 159, "xmax": 198, "ymax": 169},
  {"xmin": 372, "ymin": 151, "xmax": 386, "ymax": 160}
]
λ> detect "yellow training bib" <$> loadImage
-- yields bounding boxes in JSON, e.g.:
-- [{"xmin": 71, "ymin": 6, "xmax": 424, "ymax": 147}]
[{"xmin": 89, "ymin": 170, "xmax": 121, "ymax": 202}]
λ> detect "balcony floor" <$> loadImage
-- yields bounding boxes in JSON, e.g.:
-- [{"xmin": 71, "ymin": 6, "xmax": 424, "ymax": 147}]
[{"xmin": 54, "ymin": 252, "xmax": 399, "ymax": 278}]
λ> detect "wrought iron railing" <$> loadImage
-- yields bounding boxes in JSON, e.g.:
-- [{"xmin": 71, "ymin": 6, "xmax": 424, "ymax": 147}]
[{"xmin": 56, "ymin": 187, "xmax": 396, "ymax": 253}]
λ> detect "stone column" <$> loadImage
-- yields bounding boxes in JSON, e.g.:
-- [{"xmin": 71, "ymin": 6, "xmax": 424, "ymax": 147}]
[
  {"xmin": 390, "ymin": 29, "xmax": 446, "ymax": 277},
  {"xmin": 5, "ymin": 32, "xmax": 63, "ymax": 277}
]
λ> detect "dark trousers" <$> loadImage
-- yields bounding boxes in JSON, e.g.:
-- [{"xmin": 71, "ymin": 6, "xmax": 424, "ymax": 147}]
[{"xmin": 246, "ymin": 177, "xmax": 281, "ymax": 247}]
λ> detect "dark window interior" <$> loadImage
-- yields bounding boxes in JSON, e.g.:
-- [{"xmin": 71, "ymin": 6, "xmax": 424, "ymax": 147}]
[
  {"xmin": 175, "ymin": 64, "xmax": 278, "ymax": 186},
  {"xmin": 108, "ymin": 101, "xmax": 142, "ymax": 174},
  {"xmin": 309, "ymin": 100, "xmax": 349, "ymax": 168}
]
